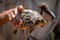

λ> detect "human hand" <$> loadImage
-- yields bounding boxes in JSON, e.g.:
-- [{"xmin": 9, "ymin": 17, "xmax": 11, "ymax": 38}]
[{"xmin": 7, "ymin": 5, "xmax": 24, "ymax": 28}]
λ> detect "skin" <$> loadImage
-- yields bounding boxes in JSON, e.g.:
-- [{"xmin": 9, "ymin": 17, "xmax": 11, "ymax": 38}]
[
  {"xmin": 0, "ymin": 5, "xmax": 24, "ymax": 26},
  {"xmin": 0, "ymin": 9, "xmax": 13, "ymax": 26}
]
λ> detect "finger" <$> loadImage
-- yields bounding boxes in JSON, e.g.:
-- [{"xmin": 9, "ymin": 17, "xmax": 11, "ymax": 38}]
[
  {"xmin": 7, "ymin": 11, "xmax": 13, "ymax": 20},
  {"xmin": 11, "ymin": 18, "xmax": 17, "ymax": 25},
  {"xmin": 17, "ymin": 5, "xmax": 24, "ymax": 12},
  {"xmin": 19, "ymin": 19, "xmax": 23, "ymax": 25},
  {"xmin": 13, "ymin": 8, "xmax": 17, "ymax": 16}
]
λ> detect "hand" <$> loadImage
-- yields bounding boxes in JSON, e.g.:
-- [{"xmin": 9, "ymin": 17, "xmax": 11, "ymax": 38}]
[{"xmin": 8, "ymin": 5, "xmax": 24, "ymax": 28}]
